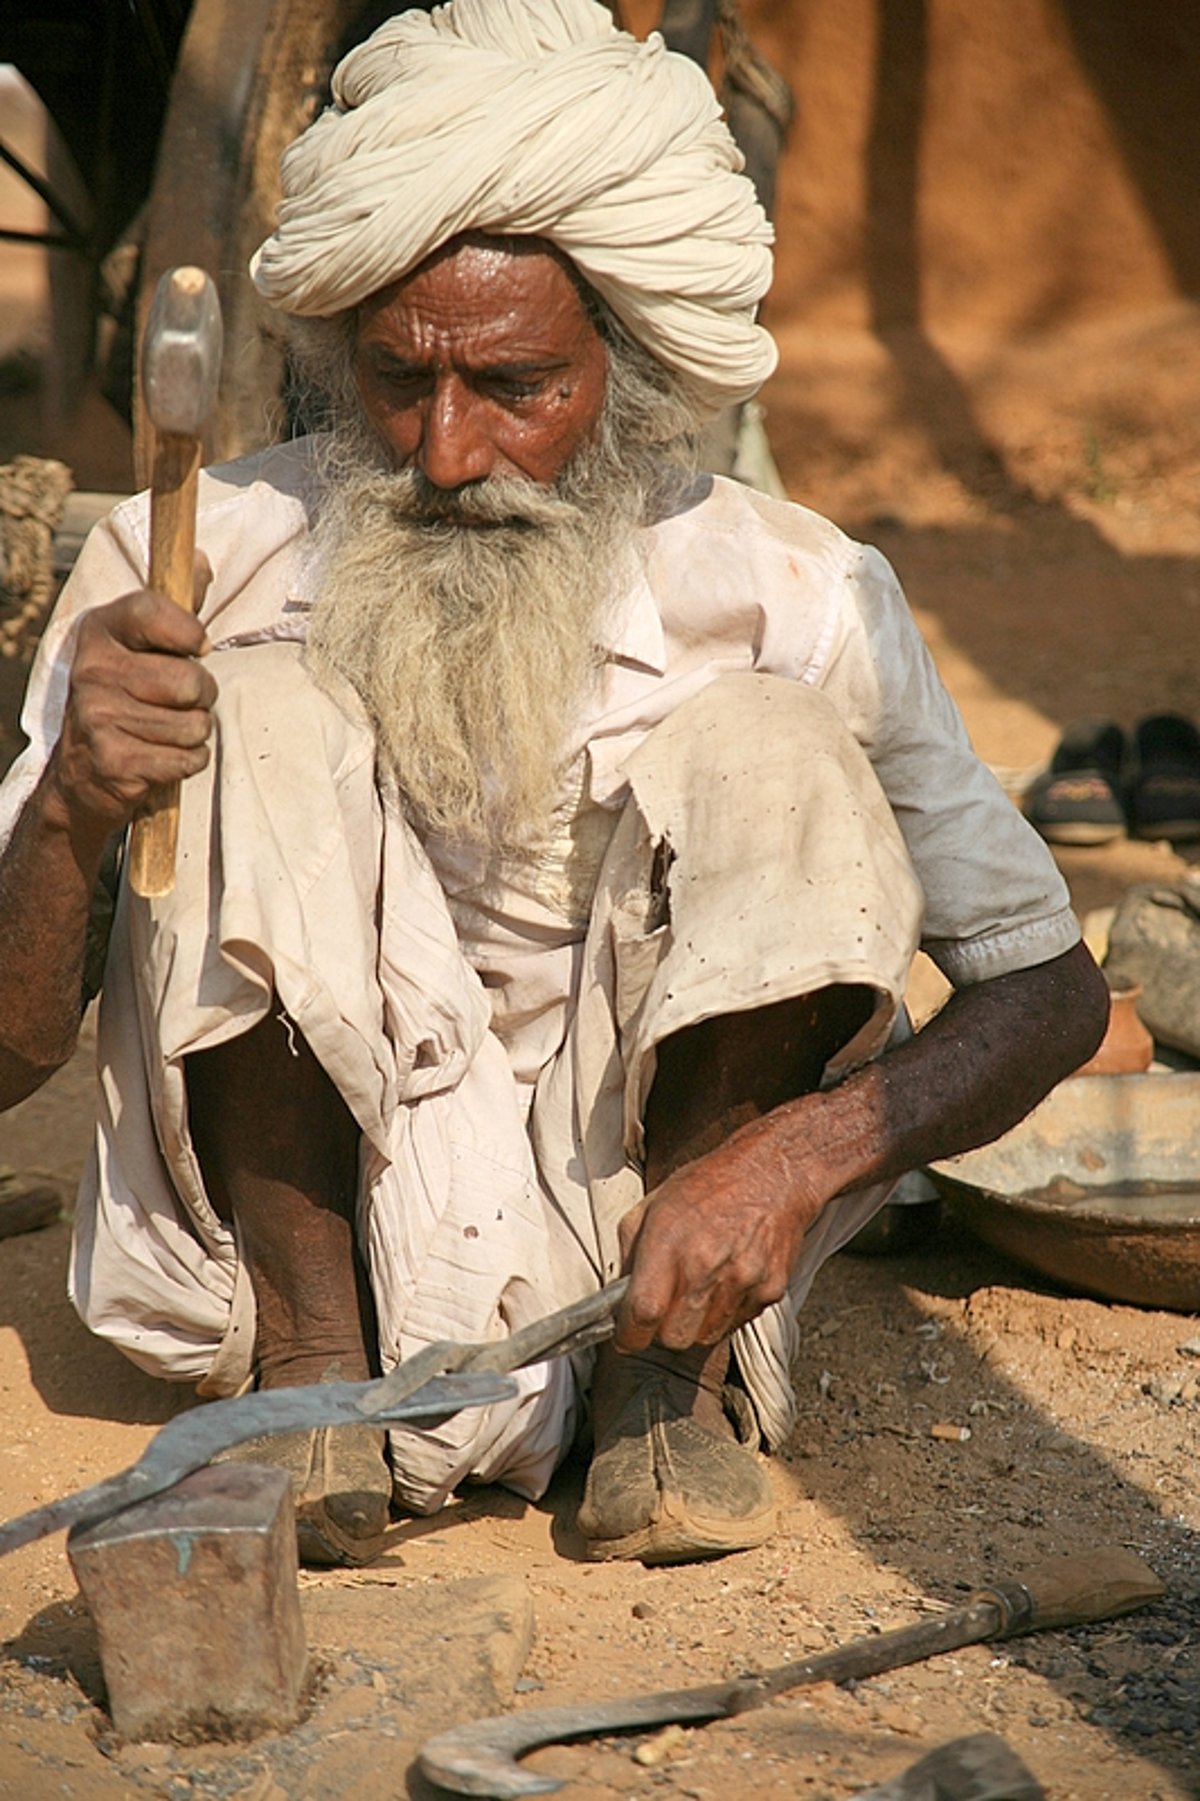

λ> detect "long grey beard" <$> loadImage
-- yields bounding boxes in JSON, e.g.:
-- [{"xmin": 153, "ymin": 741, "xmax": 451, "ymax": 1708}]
[{"xmin": 304, "ymin": 433, "xmax": 642, "ymax": 849}]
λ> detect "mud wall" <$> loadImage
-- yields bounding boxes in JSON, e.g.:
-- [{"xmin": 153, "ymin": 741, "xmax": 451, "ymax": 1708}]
[{"xmin": 732, "ymin": 0, "xmax": 1200, "ymax": 339}]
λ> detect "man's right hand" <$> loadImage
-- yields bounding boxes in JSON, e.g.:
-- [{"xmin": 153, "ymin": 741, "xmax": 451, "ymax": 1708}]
[
  {"xmin": 45, "ymin": 586, "xmax": 217, "ymax": 852},
  {"xmin": 0, "ymin": 578, "xmax": 217, "ymax": 1107}
]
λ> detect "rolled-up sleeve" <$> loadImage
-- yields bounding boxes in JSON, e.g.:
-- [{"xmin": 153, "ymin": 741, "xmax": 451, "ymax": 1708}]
[
  {"xmin": 0, "ymin": 507, "xmax": 147, "ymax": 855},
  {"xmin": 818, "ymin": 542, "xmax": 1079, "ymax": 986}
]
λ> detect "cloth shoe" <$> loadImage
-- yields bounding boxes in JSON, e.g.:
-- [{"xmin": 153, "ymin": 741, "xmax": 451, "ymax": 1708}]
[
  {"xmin": 577, "ymin": 1338, "xmax": 777, "ymax": 1564},
  {"xmin": 1023, "ymin": 719, "xmax": 1126, "ymax": 845},
  {"xmin": 1127, "ymin": 713, "xmax": 1200, "ymax": 844},
  {"xmin": 217, "ymin": 1423, "xmax": 391, "ymax": 1567},
  {"xmin": 215, "ymin": 1366, "xmax": 391, "ymax": 1567}
]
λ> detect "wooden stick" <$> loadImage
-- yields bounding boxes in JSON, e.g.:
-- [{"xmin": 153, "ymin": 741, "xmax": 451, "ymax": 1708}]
[{"xmin": 126, "ymin": 429, "xmax": 201, "ymax": 898}]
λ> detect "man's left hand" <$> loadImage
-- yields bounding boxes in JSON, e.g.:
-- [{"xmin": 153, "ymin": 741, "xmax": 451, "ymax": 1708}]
[
  {"xmin": 611, "ymin": 942, "xmax": 1109, "ymax": 1360},
  {"xmin": 614, "ymin": 1110, "xmax": 828, "ymax": 1352}
]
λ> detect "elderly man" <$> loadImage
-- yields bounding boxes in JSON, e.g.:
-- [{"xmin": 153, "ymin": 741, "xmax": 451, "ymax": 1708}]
[{"xmin": 0, "ymin": 0, "xmax": 1104, "ymax": 1570}]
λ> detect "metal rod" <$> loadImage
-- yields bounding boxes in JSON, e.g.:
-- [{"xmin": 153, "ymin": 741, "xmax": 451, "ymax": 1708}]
[
  {"xmin": 0, "ymin": 227, "xmax": 83, "ymax": 250},
  {"xmin": 0, "ymin": 140, "xmax": 90, "ymax": 246},
  {"xmin": 0, "ymin": 1370, "xmax": 517, "ymax": 1560}
]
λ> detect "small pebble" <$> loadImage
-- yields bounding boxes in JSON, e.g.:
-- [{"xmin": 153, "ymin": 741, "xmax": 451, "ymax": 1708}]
[
  {"xmin": 632, "ymin": 1600, "xmax": 657, "ymax": 1620},
  {"xmin": 634, "ymin": 1724, "xmax": 687, "ymax": 1766}
]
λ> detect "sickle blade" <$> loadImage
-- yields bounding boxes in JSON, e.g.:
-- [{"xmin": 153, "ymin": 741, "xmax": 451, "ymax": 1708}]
[{"xmin": 419, "ymin": 1683, "xmax": 737, "ymax": 1797}]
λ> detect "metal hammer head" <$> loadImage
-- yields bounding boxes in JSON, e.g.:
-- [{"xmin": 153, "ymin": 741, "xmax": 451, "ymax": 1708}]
[{"xmin": 141, "ymin": 265, "xmax": 223, "ymax": 437}]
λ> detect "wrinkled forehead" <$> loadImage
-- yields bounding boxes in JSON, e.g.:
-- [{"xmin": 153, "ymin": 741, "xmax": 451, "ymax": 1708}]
[
  {"xmin": 353, "ymin": 232, "xmax": 598, "ymax": 334},
  {"xmin": 345, "ymin": 232, "xmax": 609, "ymax": 401}
]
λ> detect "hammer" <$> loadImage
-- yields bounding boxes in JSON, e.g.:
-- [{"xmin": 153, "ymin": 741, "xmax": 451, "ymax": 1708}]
[
  {"xmin": 128, "ymin": 266, "xmax": 222, "ymax": 899},
  {"xmin": 418, "ymin": 1546, "xmax": 1165, "ymax": 1797}
]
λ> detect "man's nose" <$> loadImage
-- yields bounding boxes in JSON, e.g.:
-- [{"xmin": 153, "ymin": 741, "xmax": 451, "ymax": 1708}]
[{"xmin": 417, "ymin": 378, "xmax": 494, "ymax": 489}]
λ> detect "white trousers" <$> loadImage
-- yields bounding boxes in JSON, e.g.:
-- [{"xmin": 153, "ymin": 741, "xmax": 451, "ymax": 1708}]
[{"xmin": 70, "ymin": 647, "xmax": 923, "ymax": 1511}]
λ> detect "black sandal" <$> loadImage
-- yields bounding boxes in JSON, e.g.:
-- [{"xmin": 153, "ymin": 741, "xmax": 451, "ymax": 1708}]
[
  {"xmin": 1127, "ymin": 712, "xmax": 1200, "ymax": 844},
  {"xmin": 1023, "ymin": 719, "xmax": 1126, "ymax": 845}
]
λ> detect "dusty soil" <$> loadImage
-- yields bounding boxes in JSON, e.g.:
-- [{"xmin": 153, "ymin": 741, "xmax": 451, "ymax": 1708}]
[
  {"xmin": 2, "ymin": 298, "xmax": 1199, "ymax": 1799},
  {"xmin": 2, "ymin": 1104, "xmax": 1200, "ymax": 1801},
  {"xmin": 3, "ymin": 8, "xmax": 1200, "ymax": 1795}
]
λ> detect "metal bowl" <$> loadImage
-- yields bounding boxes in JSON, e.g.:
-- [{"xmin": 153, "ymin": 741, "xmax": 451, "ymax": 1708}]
[{"xmin": 928, "ymin": 1073, "xmax": 1200, "ymax": 1311}]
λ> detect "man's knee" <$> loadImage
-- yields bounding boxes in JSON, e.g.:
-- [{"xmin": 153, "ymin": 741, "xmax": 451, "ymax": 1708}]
[
  {"xmin": 605, "ymin": 671, "xmax": 923, "ymax": 1158},
  {"xmin": 650, "ymin": 673, "xmax": 895, "ymax": 817}
]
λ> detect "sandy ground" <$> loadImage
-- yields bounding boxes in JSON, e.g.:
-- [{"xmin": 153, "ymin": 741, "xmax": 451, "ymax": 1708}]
[
  {"xmin": 2, "ymin": 19, "xmax": 1200, "ymax": 1793},
  {"xmin": 0, "ymin": 299, "xmax": 1197, "ymax": 1801}
]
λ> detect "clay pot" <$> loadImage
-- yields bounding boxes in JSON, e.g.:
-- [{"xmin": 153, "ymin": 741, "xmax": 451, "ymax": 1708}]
[{"xmin": 1075, "ymin": 981, "xmax": 1154, "ymax": 1077}]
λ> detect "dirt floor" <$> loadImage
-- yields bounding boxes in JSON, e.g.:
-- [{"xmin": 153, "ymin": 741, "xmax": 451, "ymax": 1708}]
[
  {"xmin": 3, "ymin": 14, "xmax": 1200, "ymax": 1778},
  {"xmin": 0, "ymin": 295, "xmax": 1197, "ymax": 1801}
]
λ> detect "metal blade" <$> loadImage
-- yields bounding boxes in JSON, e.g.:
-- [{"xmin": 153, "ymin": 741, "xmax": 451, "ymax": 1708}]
[
  {"xmin": 0, "ymin": 1277, "xmax": 631, "ymax": 1561},
  {"xmin": 0, "ymin": 1370, "xmax": 515, "ymax": 1558},
  {"xmin": 359, "ymin": 1278, "xmax": 630, "ymax": 1416},
  {"xmin": 420, "ymin": 1683, "xmax": 738, "ymax": 1797},
  {"xmin": 415, "ymin": 1604, "xmax": 1009, "ymax": 1796}
]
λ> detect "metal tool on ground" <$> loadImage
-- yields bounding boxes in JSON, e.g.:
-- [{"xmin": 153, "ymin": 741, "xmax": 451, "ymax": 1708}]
[
  {"xmin": 128, "ymin": 264, "xmax": 222, "ymax": 898},
  {"xmin": 69, "ymin": 1464, "xmax": 307, "ymax": 1742},
  {"xmin": 418, "ymin": 1546, "xmax": 1164, "ymax": 1798},
  {"xmin": 0, "ymin": 1372, "xmax": 512, "ymax": 1560},
  {"xmin": 0, "ymin": 1277, "xmax": 629, "ymax": 1558},
  {"xmin": 856, "ymin": 1731, "xmax": 1044, "ymax": 1801}
]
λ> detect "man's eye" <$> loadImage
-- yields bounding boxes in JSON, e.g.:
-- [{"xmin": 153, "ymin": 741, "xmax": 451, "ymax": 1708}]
[
  {"xmin": 379, "ymin": 368, "xmax": 425, "ymax": 393},
  {"xmin": 485, "ymin": 376, "xmax": 543, "ymax": 402}
]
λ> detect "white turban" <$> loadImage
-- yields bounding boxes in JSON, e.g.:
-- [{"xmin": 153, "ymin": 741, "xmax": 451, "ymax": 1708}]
[{"xmin": 250, "ymin": 0, "xmax": 777, "ymax": 412}]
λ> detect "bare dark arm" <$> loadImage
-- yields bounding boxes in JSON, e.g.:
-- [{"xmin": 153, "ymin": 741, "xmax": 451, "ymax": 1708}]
[
  {"xmin": 618, "ymin": 940, "xmax": 1109, "ymax": 1349},
  {"xmin": 816, "ymin": 938, "xmax": 1110, "ymax": 1180},
  {"xmin": 0, "ymin": 589, "xmax": 215, "ymax": 1112},
  {"xmin": 0, "ymin": 767, "xmax": 110, "ymax": 1106}
]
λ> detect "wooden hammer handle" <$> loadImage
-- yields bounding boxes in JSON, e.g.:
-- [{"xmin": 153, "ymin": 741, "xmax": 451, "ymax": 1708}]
[
  {"xmin": 126, "ymin": 431, "xmax": 201, "ymax": 899},
  {"xmin": 994, "ymin": 1544, "xmax": 1165, "ymax": 1634}
]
